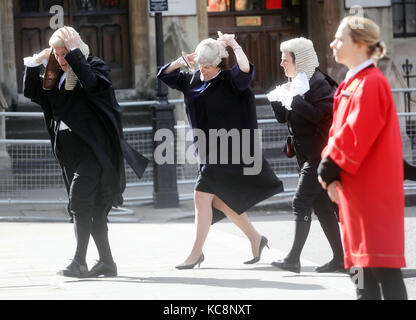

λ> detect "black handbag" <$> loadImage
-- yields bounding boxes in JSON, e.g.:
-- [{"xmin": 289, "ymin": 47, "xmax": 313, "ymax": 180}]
[{"xmin": 283, "ymin": 136, "xmax": 296, "ymax": 158}]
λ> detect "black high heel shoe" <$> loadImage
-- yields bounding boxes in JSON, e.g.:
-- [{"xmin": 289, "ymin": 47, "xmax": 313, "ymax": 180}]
[
  {"xmin": 244, "ymin": 236, "xmax": 269, "ymax": 264},
  {"xmin": 175, "ymin": 253, "xmax": 205, "ymax": 270}
]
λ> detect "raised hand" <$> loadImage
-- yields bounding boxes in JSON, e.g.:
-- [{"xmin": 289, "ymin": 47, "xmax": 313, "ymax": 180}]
[
  {"xmin": 181, "ymin": 52, "xmax": 197, "ymax": 70},
  {"xmin": 35, "ymin": 48, "xmax": 51, "ymax": 64},
  {"xmin": 217, "ymin": 31, "xmax": 238, "ymax": 49},
  {"xmin": 58, "ymin": 26, "xmax": 81, "ymax": 51}
]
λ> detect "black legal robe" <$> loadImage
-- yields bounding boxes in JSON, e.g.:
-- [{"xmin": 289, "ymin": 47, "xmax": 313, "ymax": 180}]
[
  {"xmin": 158, "ymin": 63, "xmax": 283, "ymax": 222},
  {"xmin": 23, "ymin": 49, "xmax": 149, "ymax": 211}
]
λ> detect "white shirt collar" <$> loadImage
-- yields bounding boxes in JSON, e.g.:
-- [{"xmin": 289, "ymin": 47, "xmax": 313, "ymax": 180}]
[{"xmin": 345, "ymin": 59, "xmax": 374, "ymax": 82}]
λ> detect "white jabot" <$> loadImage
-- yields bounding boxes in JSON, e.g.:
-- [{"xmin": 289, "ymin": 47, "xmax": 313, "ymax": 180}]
[
  {"xmin": 345, "ymin": 59, "xmax": 374, "ymax": 82},
  {"xmin": 266, "ymin": 72, "xmax": 310, "ymax": 110}
]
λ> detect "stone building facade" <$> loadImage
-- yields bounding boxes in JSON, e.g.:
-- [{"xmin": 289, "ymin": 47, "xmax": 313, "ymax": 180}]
[{"xmin": 0, "ymin": 0, "xmax": 414, "ymax": 114}]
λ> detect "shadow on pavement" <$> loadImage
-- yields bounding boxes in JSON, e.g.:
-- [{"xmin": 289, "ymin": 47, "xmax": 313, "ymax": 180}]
[
  {"xmin": 64, "ymin": 276, "xmax": 324, "ymax": 291},
  {"xmin": 402, "ymin": 269, "xmax": 416, "ymax": 279}
]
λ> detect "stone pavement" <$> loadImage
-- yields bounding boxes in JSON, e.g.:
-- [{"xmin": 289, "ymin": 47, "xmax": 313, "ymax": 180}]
[
  {"xmin": 1, "ymin": 181, "xmax": 415, "ymax": 302},
  {"xmin": 0, "ymin": 219, "xmax": 356, "ymax": 301}
]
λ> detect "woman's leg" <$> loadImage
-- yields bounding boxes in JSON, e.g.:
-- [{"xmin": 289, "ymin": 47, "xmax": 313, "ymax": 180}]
[
  {"xmin": 181, "ymin": 191, "xmax": 215, "ymax": 265},
  {"xmin": 212, "ymin": 196, "xmax": 262, "ymax": 258},
  {"xmin": 91, "ymin": 202, "xmax": 114, "ymax": 264}
]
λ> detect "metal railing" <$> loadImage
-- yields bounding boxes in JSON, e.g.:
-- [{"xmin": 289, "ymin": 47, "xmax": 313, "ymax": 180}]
[{"xmin": 1, "ymin": 90, "xmax": 416, "ymax": 204}]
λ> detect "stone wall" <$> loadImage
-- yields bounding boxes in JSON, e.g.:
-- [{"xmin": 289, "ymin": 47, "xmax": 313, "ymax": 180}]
[{"xmin": 0, "ymin": 0, "xmax": 13, "ymax": 175}]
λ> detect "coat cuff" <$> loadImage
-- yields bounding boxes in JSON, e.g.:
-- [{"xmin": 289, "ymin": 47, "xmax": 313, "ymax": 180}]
[{"xmin": 318, "ymin": 157, "xmax": 341, "ymax": 184}]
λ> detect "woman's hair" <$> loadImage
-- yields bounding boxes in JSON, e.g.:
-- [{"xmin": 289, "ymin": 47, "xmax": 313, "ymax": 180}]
[
  {"xmin": 341, "ymin": 16, "xmax": 387, "ymax": 61},
  {"xmin": 280, "ymin": 37, "xmax": 319, "ymax": 79},
  {"xmin": 195, "ymin": 38, "xmax": 229, "ymax": 67}
]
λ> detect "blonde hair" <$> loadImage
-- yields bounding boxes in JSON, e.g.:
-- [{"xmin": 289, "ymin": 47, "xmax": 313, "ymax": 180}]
[{"xmin": 341, "ymin": 16, "xmax": 387, "ymax": 61}]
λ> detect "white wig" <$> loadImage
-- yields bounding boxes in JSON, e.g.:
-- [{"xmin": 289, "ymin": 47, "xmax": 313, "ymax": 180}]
[
  {"xmin": 49, "ymin": 26, "xmax": 90, "ymax": 91},
  {"xmin": 195, "ymin": 38, "xmax": 229, "ymax": 67},
  {"xmin": 280, "ymin": 37, "xmax": 319, "ymax": 80}
]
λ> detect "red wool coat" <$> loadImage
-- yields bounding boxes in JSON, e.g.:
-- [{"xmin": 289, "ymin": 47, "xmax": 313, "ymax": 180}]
[{"xmin": 322, "ymin": 66, "xmax": 406, "ymax": 269}]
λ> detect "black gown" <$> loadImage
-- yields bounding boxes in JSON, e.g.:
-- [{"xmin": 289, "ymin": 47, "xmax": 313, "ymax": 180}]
[
  {"xmin": 158, "ymin": 63, "xmax": 283, "ymax": 222},
  {"xmin": 23, "ymin": 48, "xmax": 149, "ymax": 215}
]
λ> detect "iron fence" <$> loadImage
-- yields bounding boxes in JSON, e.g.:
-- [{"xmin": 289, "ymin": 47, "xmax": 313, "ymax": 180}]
[{"xmin": 1, "ymin": 90, "xmax": 416, "ymax": 204}]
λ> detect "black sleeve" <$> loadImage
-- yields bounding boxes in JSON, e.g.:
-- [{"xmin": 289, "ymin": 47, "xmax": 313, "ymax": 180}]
[
  {"xmin": 65, "ymin": 48, "xmax": 108, "ymax": 92},
  {"xmin": 270, "ymin": 101, "xmax": 288, "ymax": 123},
  {"xmin": 318, "ymin": 156, "xmax": 341, "ymax": 184},
  {"xmin": 290, "ymin": 79, "xmax": 334, "ymax": 124},
  {"xmin": 404, "ymin": 159, "xmax": 416, "ymax": 181},
  {"xmin": 229, "ymin": 63, "xmax": 255, "ymax": 92},
  {"xmin": 23, "ymin": 66, "xmax": 47, "ymax": 106},
  {"xmin": 157, "ymin": 63, "xmax": 188, "ymax": 93}
]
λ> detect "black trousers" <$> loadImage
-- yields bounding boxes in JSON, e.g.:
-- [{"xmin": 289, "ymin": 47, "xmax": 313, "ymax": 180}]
[
  {"xmin": 293, "ymin": 157, "xmax": 338, "ymax": 223},
  {"xmin": 350, "ymin": 268, "xmax": 408, "ymax": 300},
  {"xmin": 56, "ymin": 130, "xmax": 113, "ymax": 264}
]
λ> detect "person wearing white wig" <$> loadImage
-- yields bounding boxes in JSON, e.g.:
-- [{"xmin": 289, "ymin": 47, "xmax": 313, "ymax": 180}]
[
  {"xmin": 23, "ymin": 26, "xmax": 148, "ymax": 278},
  {"xmin": 267, "ymin": 37, "xmax": 344, "ymax": 274},
  {"xmin": 158, "ymin": 32, "xmax": 283, "ymax": 269}
]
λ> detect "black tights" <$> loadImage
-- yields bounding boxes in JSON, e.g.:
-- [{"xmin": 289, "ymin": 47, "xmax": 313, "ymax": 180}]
[
  {"xmin": 350, "ymin": 267, "xmax": 408, "ymax": 300},
  {"xmin": 73, "ymin": 203, "xmax": 114, "ymax": 265}
]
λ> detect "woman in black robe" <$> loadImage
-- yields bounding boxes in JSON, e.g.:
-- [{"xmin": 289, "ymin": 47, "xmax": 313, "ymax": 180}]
[
  {"xmin": 267, "ymin": 37, "xmax": 344, "ymax": 274},
  {"xmin": 158, "ymin": 32, "xmax": 283, "ymax": 269}
]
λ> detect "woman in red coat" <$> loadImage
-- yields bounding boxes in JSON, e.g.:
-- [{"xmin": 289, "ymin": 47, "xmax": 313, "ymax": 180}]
[{"xmin": 318, "ymin": 16, "xmax": 407, "ymax": 300}]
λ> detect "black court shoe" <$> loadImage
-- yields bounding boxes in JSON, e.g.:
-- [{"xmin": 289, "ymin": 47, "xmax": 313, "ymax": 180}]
[
  {"xmin": 175, "ymin": 253, "xmax": 205, "ymax": 270},
  {"xmin": 271, "ymin": 258, "xmax": 301, "ymax": 273},
  {"xmin": 88, "ymin": 260, "xmax": 118, "ymax": 277},
  {"xmin": 58, "ymin": 260, "xmax": 88, "ymax": 278},
  {"xmin": 244, "ymin": 236, "xmax": 269, "ymax": 265}
]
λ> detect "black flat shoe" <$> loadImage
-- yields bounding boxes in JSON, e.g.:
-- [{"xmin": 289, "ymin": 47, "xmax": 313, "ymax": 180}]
[
  {"xmin": 271, "ymin": 258, "xmax": 301, "ymax": 273},
  {"xmin": 314, "ymin": 259, "xmax": 345, "ymax": 273},
  {"xmin": 88, "ymin": 260, "xmax": 118, "ymax": 277},
  {"xmin": 175, "ymin": 254, "xmax": 204, "ymax": 270},
  {"xmin": 58, "ymin": 260, "xmax": 88, "ymax": 278},
  {"xmin": 244, "ymin": 236, "xmax": 269, "ymax": 264}
]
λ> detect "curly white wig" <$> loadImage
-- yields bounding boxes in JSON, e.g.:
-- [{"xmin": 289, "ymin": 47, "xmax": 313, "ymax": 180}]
[
  {"xmin": 195, "ymin": 38, "xmax": 229, "ymax": 67},
  {"xmin": 280, "ymin": 37, "xmax": 319, "ymax": 80},
  {"xmin": 49, "ymin": 26, "xmax": 90, "ymax": 91}
]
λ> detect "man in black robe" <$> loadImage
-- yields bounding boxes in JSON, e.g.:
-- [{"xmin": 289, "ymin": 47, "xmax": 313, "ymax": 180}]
[{"xmin": 23, "ymin": 26, "xmax": 148, "ymax": 278}]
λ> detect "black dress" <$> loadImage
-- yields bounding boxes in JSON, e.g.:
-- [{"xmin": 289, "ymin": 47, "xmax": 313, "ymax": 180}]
[{"xmin": 158, "ymin": 63, "xmax": 283, "ymax": 222}]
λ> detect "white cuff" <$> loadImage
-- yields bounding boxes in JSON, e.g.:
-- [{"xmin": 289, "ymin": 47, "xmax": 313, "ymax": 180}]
[{"xmin": 23, "ymin": 54, "xmax": 48, "ymax": 68}]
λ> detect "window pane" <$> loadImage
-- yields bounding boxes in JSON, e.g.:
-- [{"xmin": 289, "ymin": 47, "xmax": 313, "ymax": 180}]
[
  {"xmin": 76, "ymin": 0, "xmax": 97, "ymax": 10},
  {"xmin": 43, "ymin": 0, "xmax": 63, "ymax": 11},
  {"xmin": 20, "ymin": 0, "xmax": 40, "ymax": 12},
  {"xmin": 207, "ymin": 0, "xmax": 230, "ymax": 12},
  {"xmin": 405, "ymin": 3, "xmax": 416, "ymax": 33},
  {"xmin": 235, "ymin": 0, "xmax": 262, "ymax": 11},
  {"xmin": 266, "ymin": 0, "xmax": 282, "ymax": 9},
  {"xmin": 393, "ymin": 3, "xmax": 405, "ymax": 34}
]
